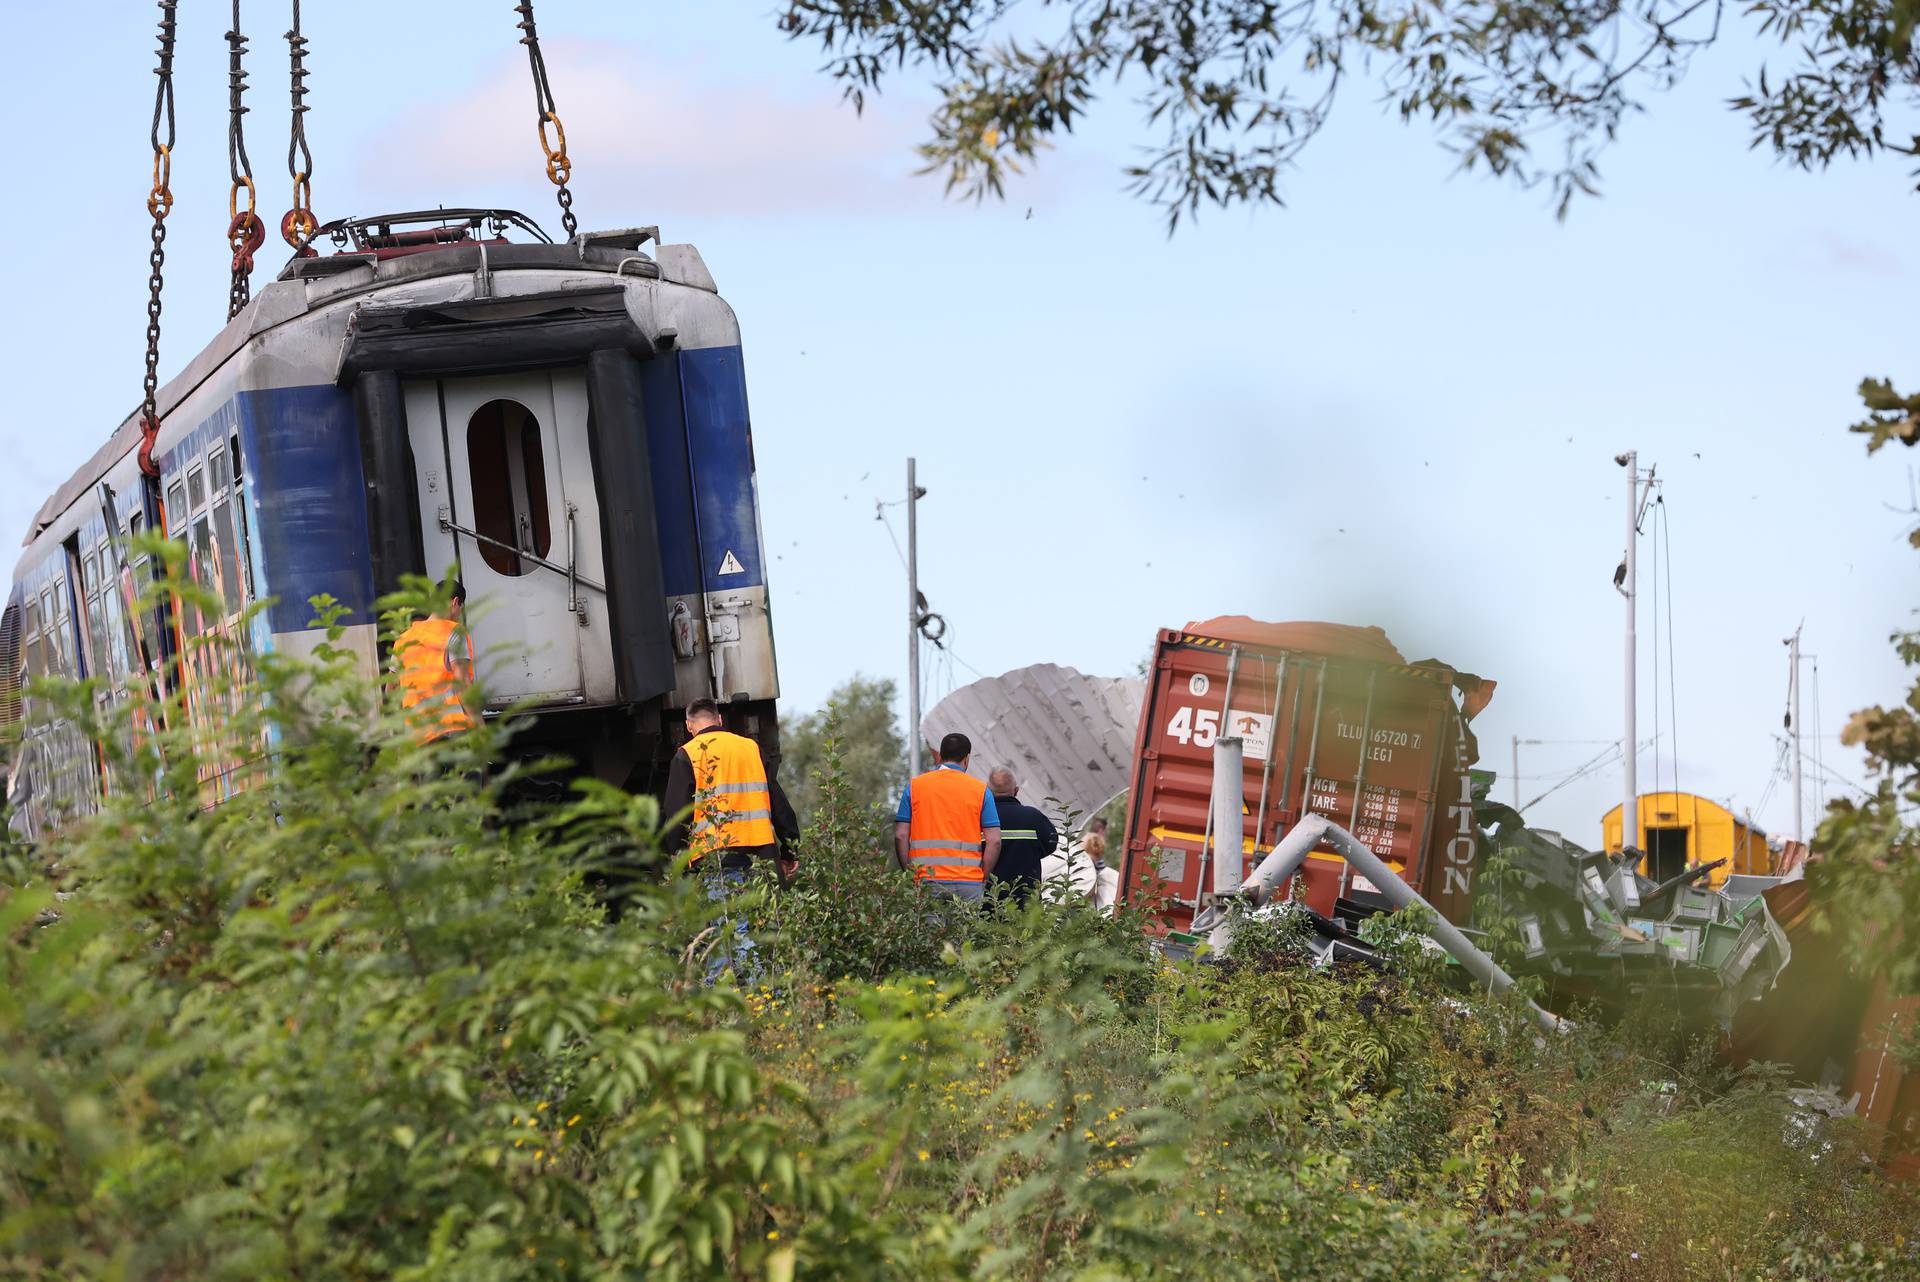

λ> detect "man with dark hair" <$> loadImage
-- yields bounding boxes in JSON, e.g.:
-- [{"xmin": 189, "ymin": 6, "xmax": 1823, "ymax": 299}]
[
  {"xmin": 894, "ymin": 731, "xmax": 1001, "ymax": 904},
  {"xmin": 985, "ymin": 766, "xmax": 1057, "ymax": 906},
  {"xmin": 664, "ymin": 697, "xmax": 800, "ymax": 873},
  {"xmin": 393, "ymin": 578, "xmax": 475, "ymax": 743},
  {"xmin": 663, "ymin": 697, "xmax": 801, "ymax": 981}
]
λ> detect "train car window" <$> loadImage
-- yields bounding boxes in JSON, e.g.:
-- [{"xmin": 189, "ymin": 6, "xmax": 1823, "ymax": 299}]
[
  {"xmin": 85, "ymin": 585, "xmax": 106, "ymax": 679},
  {"xmin": 63, "ymin": 539, "xmax": 91, "ymax": 681},
  {"xmin": 166, "ymin": 481, "xmax": 187, "ymax": 531},
  {"xmin": 209, "ymin": 445, "xmax": 229, "ymax": 494},
  {"xmin": 227, "ymin": 433, "xmax": 255, "ymax": 600},
  {"xmin": 183, "ymin": 515, "xmax": 213, "ymax": 639},
  {"xmin": 22, "ymin": 598, "xmax": 41, "ymax": 680},
  {"xmin": 0, "ymin": 602, "xmax": 19, "ymax": 730},
  {"xmin": 211, "ymin": 498, "xmax": 244, "ymax": 614},
  {"xmin": 466, "ymin": 398, "xmax": 552, "ymax": 577},
  {"xmin": 187, "ymin": 466, "xmax": 206, "ymax": 511},
  {"xmin": 47, "ymin": 581, "xmax": 74, "ymax": 678},
  {"xmin": 34, "ymin": 590, "xmax": 52, "ymax": 674},
  {"xmin": 80, "ymin": 542, "xmax": 125, "ymax": 683}
]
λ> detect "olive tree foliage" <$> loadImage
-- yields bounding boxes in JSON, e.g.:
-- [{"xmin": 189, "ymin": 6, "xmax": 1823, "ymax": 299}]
[
  {"xmin": 776, "ymin": 0, "xmax": 1919, "ymax": 223},
  {"xmin": 1813, "ymin": 386, "xmax": 1920, "ymax": 993}
]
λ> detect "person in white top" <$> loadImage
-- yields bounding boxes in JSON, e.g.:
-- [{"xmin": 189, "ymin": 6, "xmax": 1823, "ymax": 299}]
[{"xmin": 1041, "ymin": 815, "xmax": 1120, "ymax": 914}]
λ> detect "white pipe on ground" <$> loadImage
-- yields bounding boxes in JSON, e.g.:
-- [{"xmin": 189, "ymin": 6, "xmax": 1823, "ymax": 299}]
[{"xmin": 1237, "ymin": 814, "xmax": 1569, "ymax": 1035}]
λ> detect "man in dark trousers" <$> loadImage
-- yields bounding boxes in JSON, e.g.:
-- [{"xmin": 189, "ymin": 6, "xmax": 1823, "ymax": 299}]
[
  {"xmin": 985, "ymin": 766, "xmax": 1058, "ymax": 906},
  {"xmin": 663, "ymin": 698, "xmax": 800, "ymax": 979}
]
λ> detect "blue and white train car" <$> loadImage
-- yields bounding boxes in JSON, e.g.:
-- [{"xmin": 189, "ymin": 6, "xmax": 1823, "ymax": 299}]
[{"xmin": 2, "ymin": 208, "xmax": 780, "ymax": 836}]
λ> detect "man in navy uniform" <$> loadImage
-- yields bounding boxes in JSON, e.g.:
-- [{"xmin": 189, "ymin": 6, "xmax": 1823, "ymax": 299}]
[{"xmin": 984, "ymin": 766, "xmax": 1058, "ymax": 906}]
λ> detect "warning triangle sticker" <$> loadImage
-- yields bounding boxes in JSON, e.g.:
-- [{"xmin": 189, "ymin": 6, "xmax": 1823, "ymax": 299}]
[{"xmin": 716, "ymin": 549, "xmax": 746, "ymax": 576}]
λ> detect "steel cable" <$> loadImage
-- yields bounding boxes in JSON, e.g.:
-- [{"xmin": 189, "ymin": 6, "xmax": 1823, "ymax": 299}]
[
  {"xmin": 514, "ymin": 0, "xmax": 580, "ymax": 238},
  {"xmin": 226, "ymin": 0, "xmax": 264, "ymax": 317},
  {"xmin": 138, "ymin": 0, "xmax": 180, "ymax": 477},
  {"xmin": 282, "ymin": 0, "xmax": 318, "ymax": 253}
]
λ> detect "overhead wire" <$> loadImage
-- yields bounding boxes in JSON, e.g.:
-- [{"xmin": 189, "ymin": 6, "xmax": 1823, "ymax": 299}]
[
  {"xmin": 1520, "ymin": 737, "xmax": 1634, "ymax": 813},
  {"xmin": 874, "ymin": 501, "xmax": 909, "ymax": 570}
]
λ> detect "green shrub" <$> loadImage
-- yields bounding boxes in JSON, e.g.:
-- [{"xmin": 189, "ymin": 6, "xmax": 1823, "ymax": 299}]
[{"xmin": 3, "ymin": 563, "xmax": 1913, "ymax": 1280}]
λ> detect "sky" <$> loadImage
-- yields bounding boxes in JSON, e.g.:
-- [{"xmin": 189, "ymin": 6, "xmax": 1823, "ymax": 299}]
[{"xmin": 0, "ymin": 2, "xmax": 1912, "ymax": 847}]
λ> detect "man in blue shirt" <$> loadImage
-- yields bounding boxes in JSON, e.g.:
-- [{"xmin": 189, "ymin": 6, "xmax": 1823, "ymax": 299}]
[{"xmin": 895, "ymin": 732, "xmax": 1002, "ymax": 903}]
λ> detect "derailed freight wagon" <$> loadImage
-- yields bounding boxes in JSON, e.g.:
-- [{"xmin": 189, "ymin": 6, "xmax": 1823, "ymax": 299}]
[
  {"xmin": 1120, "ymin": 617, "xmax": 1496, "ymax": 932},
  {"xmin": 2, "ymin": 209, "xmax": 779, "ymax": 839}
]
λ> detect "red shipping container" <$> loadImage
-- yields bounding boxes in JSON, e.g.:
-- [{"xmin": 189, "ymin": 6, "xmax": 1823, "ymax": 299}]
[{"xmin": 1119, "ymin": 618, "xmax": 1494, "ymax": 932}]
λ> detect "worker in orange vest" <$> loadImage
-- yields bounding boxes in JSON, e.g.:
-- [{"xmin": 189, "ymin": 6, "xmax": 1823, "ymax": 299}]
[
  {"xmin": 894, "ymin": 732, "xmax": 1002, "ymax": 905},
  {"xmin": 393, "ymin": 580, "xmax": 477, "ymax": 742},
  {"xmin": 663, "ymin": 697, "xmax": 799, "ymax": 981},
  {"xmin": 663, "ymin": 697, "xmax": 799, "ymax": 872}
]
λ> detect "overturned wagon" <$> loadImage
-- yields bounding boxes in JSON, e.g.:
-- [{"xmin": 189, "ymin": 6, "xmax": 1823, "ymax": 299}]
[{"xmin": 1120, "ymin": 617, "xmax": 1495, "ymax": 932}]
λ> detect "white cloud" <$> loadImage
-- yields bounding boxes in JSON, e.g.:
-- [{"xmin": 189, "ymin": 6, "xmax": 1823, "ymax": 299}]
[
  {"xmin": 1817, "ymin": 230, "xmax": 1903, "ymax": 275},
  {"xmin": 354, "ymin": 41, "xmax": 935, "ymax": 221}
]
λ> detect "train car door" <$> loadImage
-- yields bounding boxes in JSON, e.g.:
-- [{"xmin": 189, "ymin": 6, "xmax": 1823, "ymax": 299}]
[{"xmin": 403, "ymin": 371, "xmax": 614, "ymax": 708}]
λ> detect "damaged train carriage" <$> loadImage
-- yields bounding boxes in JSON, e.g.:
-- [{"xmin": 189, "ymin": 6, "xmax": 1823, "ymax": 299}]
[{"xmin": 1, "ymin": 210, "xmax": 779, "ymax": 837}]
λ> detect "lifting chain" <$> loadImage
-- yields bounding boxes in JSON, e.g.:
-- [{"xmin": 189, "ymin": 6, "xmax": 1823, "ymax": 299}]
[
  {"xmin": 514, "ymin": 1, "xmax": 579, "ymax": 240},
  {"xmin": 281, "ymin": 0, "xmax": 317, "ymax": 255},
  {"xmin": 226, "ymin": 0, "xmax": 264, "ymax": 318},
  {"xmin": 139, "ymin": 0, "xmax": 180, "ymax": 478}
]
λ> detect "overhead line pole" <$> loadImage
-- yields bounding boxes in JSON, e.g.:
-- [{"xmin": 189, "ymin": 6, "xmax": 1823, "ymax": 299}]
[
  {"xmin": 906, "ymin": 458, "xmax": 924, "ymax": 778},
  {"xmin": 1616, "ymin": 451, "xmax": 1655, "ymax": 856},
  {"xmin": 1786, "ymin": 624, "xmax": 1803, "ymax": 844}
]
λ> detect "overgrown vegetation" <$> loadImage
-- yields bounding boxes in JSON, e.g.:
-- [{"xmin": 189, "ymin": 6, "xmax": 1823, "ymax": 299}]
[
  {"xmin": 1, "ymin": 566, "xmax": 1915, "ymax": 1279},
  {"xmin": 1812, "ymin": 384, "xmax": 1920, "ymax": 994},
  {"xmin": 776, "ymin": 673, "xmax": 905, "ymax": 851}
]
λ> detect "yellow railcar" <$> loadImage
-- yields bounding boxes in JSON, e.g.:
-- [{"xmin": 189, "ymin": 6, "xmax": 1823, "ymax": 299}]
[{"xmin": 1600, "ymin": 792, "xmax": 1773, "ymax": 887}]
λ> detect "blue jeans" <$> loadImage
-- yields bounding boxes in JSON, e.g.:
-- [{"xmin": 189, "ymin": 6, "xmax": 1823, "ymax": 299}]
[
  {"xmin": 704, "ymin": 864, "xmax": 759, "ymax": 985},
  {"xmin": 926, "ymin": 880, "xmax": 985, "ymax": 904}
]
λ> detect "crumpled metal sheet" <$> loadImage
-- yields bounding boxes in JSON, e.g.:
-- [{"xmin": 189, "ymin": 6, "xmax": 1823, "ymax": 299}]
[{"xmin": 922, "ymin": 664, "xmax": 1143, "ymax": 824}]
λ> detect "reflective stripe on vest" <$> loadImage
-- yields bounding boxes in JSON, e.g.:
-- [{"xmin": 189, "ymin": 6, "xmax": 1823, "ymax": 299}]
[
  {"xmin": 688, "ymin": 730, "xmax": 777, "ymax": 852},
  {"xmin": 906, "ymin": 767, "xmax": 989, "ymax": 884},
  {"xmin": 1000, "ymin": 829, "xmax": 1039, "ymax": 841},
  {"xmin": 395, "ymin": 617, "xmax": 476, "ymax": 742}
]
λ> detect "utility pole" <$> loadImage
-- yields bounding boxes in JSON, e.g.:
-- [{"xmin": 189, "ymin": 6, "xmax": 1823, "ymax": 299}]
[
  {"xmin": 1786, "ymin": 625, "xmax": 1803, "ymax": 844},
  {"xmin": 1511, "ymin": 737, "xmax": 1544, "ymax": 809},
  {"xmin": 1615, "ymin": 452, "xmax": 1655, "ymax": 855},
  {"xmin": 906, "ymin": 458, "xmax": 925, "ymax": 778}
]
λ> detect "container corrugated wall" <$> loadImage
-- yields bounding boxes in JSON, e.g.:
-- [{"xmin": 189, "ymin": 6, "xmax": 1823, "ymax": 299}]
[{"xmin": 1121, "ymin": 627, "xmax": 1481, "ymax": 931}]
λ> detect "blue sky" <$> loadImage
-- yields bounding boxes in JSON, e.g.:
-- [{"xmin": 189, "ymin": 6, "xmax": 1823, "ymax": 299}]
[{"xmin": 1, "ymin": 3, "xmax": 1912, "ymax": 845}]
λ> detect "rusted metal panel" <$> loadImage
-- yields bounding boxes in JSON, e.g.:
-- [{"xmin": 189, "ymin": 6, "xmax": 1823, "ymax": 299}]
[
  {"xmin": 1121, "ymin": 624, "xmax": 1485, "ymax": 932},
  {"xmin": 922, "ymin": 664, "xmax": 1143, "ymax": 823}
]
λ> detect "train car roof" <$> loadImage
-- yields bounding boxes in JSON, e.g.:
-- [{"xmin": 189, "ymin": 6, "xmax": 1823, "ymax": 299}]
[{"xmin": 24, "ymin": 228, "xmax": 718, "ymax": 548}]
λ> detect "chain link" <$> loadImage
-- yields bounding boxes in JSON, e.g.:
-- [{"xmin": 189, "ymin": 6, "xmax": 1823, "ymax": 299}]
[
  {"xmin": 139, "ymin": 0, "xmax": 180, "ymax": 478},
  {"xmin": 514, "ymin": 1, "xmax": 579, "ymax": 239},
  {"xmin": 282, "ymin": 0, "xmax": 318, "ymax": 254},
  {"xmin": 226, "ymin": 0, "xmax": 263, "ymax": 318}
]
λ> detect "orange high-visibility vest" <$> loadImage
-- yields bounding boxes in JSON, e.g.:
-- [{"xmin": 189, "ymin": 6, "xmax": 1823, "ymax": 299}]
[
  {"xmin": 906, "ymin": 767, "xmax": 989, "ymax": 884},
  {"xmin": 395, "ymin": 617, "xmax": 476, "ymax": 742},
  {"xmin": 687, "ymin": 729, "xmax": 777, "ymax": 851}
]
